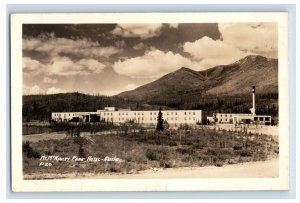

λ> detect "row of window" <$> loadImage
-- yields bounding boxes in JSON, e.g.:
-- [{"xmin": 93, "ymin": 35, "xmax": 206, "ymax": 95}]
[
  {"xmin": 53, "ymin": 113, "xmax": 75, "ymax": 117},
  {"xmin": 104, "ymin": 117, "xmax": 197, "ymax": 121},
  {"xmin": 102, "ymin": 111, "xmax": 198, "ymax": 116},
  {"xmin": 254, "ymin": 117, "xmax": 270, "ymax": 121},
  {"xmin": 219, "ymin": 114, "xmax": 233, "ymax": 117},
  {"xmin": 219, "ymin": 117, "xmax": 271, "ymax": 122},
  {"xmin": 103, "ymin": 112, "xmax": 155, "ymax": 116}
]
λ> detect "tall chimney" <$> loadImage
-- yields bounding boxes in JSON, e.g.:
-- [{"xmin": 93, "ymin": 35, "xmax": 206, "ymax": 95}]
[{"xmin": 252, "ymin": 86, "xmax": 256, "ymax": 115}]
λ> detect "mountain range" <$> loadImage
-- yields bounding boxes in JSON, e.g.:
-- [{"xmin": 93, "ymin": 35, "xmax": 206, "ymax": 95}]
[
  {"xmin": 118, "ymin": 55, "xmax": 278, "ymax": 102},
  {"xmin": 23, "ymin": 55, "xmax": 278, "ymax": 121}
]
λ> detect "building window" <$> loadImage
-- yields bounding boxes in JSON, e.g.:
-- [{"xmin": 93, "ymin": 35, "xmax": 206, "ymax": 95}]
[
  {"xmin": 104, "ymin": 113, "xmax": 106, "ymax": 116},
  {"xmin": 193, "ymin": 112, "xmax": 195, "ymax": 115},
  {"xmin": 265, "ymin": 117, "xmax": 270, "ymax": 121},
  {"xmin": 134, "ymin": 113, "xmax": 136, "ymax": 115},
  {"xmin": 175, "ymin": 112, "xmax": 177, "ymax": 115},
  {"xmin": 185, "ymin": 112, "xmax": 187, "ymax": 115},
  {"xmin": 111, "ymin": 113, "xmax": 113, "ymax": 116},
  {"xmin": 150, "ymin": 112, "xmax": 152, "ymax": 115},
  {"xmin": 259, "ymin": 117, "xmax": 264, "ymax": 121}
]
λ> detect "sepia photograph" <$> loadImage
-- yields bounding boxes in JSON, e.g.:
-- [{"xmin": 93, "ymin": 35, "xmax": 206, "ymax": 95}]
[{"xmin": 11, "ymin": 13, "xmax": 289, "ymax": 191}]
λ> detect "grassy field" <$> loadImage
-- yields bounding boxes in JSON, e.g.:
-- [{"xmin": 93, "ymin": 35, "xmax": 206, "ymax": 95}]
[
  {"xmin": 22, "ymin": 122, "xmax": 119, "ymax": 135},
  {"xmin": 22, "ymin": 123, "xmax": 279, "ymax": 179}
]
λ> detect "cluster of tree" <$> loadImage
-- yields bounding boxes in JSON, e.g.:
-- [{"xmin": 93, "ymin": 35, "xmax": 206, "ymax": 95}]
[
  {"xmin": 147, "ymin": 94, "xmax": 278, "ymax": 117},
  {"xmin": 23, "ymin": 92, "xmax": 278, "ymax": 122},
  {"xmin": 22, "ymin": 92, "xmax": 132, "ymax": 121}
]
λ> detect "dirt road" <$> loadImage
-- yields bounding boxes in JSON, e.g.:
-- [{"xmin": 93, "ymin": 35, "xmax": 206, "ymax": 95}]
[{"xmin": 24, "ymin": 159, "xmax": 278, "ymax": 179}]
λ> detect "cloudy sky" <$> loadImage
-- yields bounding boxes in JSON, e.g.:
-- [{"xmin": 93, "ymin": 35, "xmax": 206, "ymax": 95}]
[{"xmin": 22, "ymin": 23, "xmax": 277, "ymax": 96}]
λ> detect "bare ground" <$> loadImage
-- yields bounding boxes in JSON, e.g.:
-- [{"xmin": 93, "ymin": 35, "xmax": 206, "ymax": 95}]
[
  {"xmin": 23, "ymin": 132, "xmax": 67, "ymax": 143},
  {"xmin": 209, "ymin": 124, "xmax": 278, "ymax": 137},
  {"xmin": 24, "ymin": 158, "xmax": 278, "ymax": 179}
]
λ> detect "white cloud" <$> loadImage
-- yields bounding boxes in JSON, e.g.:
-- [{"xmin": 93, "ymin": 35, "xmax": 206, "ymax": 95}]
[
  {"xmin": 183, "ymin": 36, "xmax": 251, "ymax": 68},
  {"xmin": 23, "ymin": 57, "xmax": 45, "ymax": 74},
  {"xmin": 133, "ymin": 42, "xmax": 146, "ymax": 50},
  {"xmin": 25, "ymin": 85, "xmax": 68, "ymax": 95},
  {"xmin": 125, "ymin": 84, "xmax": 139, "ymax": 91},
  {"xmin": 23, "ymin": 36, "xmax": 114, "ymax": 77},
  {"xmin": 100, "ymin": 83, "xmax": 140, "ymax": 96},
  {"xmin": 46, "ymin": 87, "xmax": 67, "ymax": 94},
  {"xmin": 23, "ymin": 84, "xmax": 30, "ymax": 95},
  {"xmin": 47, "ymin": 56, "xmax": 88, "ymax": 76},
  {"xmin": 47, "ymin": 56, "xmax": 106, "ymax": 76},
  {"xmin": 218, "ymin": 23, "xmax": 277, "ymax": 58},
  {"xmin": 29, "ymin": 85, "xmax": 45, "ymax": 95},
  {"xmin": 113, "ymin": 49, "xmax": 200, "ymax": 79},
  {"xmin": 43, "ymin": 77, "xmax": 58, "ymax": 84},
  {"xmin": 77, "ymin": 59, "xmax": 106, "ymax": 74},
  {"xmin": 23, "ymin": 37, "xmax": 122, "ymax": 58},
  {"xmin": 115, "ymin": 40, "xmax": 126, "ymax": 48},
  {"xmin": 23, "ymin": 56, "xmax": 106, "ymax": 77},
  {"xmin": 169, "ymin": 23, "xmax": 179, "ymax": 29},
  {"xmin": 111, "ymin": 24, "xmax": 163, "ymax": 39}
]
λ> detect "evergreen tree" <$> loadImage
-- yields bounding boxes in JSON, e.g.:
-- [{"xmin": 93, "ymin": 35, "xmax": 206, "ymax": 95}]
[{"xmin": 156, "ymin": 107, "xmax": 164, "ymax": 132}]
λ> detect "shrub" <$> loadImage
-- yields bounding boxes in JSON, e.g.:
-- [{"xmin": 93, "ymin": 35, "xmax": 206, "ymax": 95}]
[
  {"xmin": 160, "ymin": 160, "xmax": 174, "ymax": 168},
  {"xmin": 233, "ymin": 145, "xmax": 243, "ymax": 150},
  {"xmin": 23, "ymin": 141, "xmax": 41, "ymax": 159},
  {"xmin": 168, "ymin": 141, "xmax": 178, "ymax": 146},
  {"xmin": 214, "ymin": 162, "xmax": 224, "ymax": 167},
  {"xmin": 108, "ymin": 163, "xmax": 122, "ymax": 173},
  {"xmin": 145, "ymin": 148, "xmax": 169, "ymax": 161},
  {"xmin": 240, "ymin": 150, "xmax": 252, "ymax": 157},
  {"xmin": 176, "ymin": 148, "xmax": 193, "ymax": 155},
  {"xmin": 206, "ymin": 148, "xmax": 218, "ymax": 156},
  {"xmin": 228, "ymin": 159, "xmax": 238, "ymax": 164}
]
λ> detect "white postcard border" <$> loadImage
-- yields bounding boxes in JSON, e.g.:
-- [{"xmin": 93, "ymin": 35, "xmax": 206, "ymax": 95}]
[{"xmin": 11, "ymin": 12, "xmax": 289, "ymax": 192}]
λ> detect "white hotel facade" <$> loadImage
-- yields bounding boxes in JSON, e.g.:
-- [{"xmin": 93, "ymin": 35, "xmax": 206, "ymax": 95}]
[
  {"xmin": 51, "ymin": 87, "xmax": 273, "ymax": 126},
  {"xmin": 215, "ymin": 113, "xmax": 272, "ymax": 125},
  {"xmin": 51, "ymin": 107, "xmax": 207, "ymax": 125}
]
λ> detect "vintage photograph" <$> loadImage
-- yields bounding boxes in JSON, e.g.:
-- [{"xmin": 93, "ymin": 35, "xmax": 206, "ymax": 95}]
[{"xmin": 11, "ymin": 13, "xmax": 289, "ymax": 191}]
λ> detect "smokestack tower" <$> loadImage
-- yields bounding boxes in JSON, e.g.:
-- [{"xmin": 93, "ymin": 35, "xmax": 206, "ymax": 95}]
[{"xmin": 251, "ymin": 86, "xmax": 256, "ymax": 115}]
